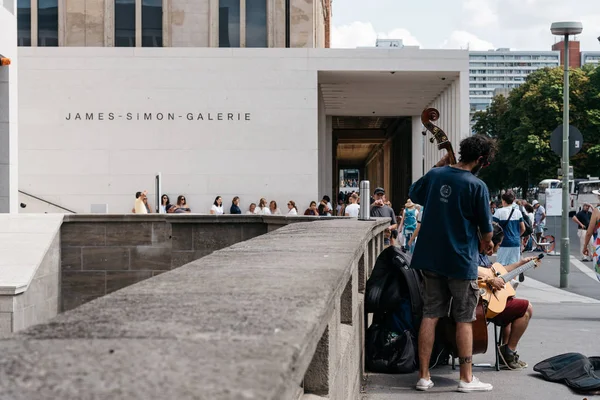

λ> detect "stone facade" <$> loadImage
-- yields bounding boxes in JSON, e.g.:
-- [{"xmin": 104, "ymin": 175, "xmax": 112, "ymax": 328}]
[{"xmin": 18, "ymin": 0, "xmax": 330, "ymax": 48}]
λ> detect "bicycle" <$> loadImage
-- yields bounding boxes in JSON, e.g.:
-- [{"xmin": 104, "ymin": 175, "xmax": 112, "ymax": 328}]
[{"xmin": 522, "ymin": 228, "xmax": 556, "ymax": 254}]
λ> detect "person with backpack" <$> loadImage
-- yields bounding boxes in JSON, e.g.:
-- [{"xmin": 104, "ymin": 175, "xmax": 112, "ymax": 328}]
[
  {"xmin": 493, "ymin": 190, "xmax": 525, "ymax": 266},
  {"xmin": 399, "ymin": 199, "xmax": 419, "ymax": 249}
]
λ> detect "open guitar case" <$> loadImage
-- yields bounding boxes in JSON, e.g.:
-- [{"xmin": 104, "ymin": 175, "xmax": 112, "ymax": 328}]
[{"xmin": 365, "ymin": 246, "xmax": 450, "ymax": 373}]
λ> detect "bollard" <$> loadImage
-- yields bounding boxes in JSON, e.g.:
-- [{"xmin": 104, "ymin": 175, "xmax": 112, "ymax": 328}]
[{"xmin": 358, "ymin": 180, "xmax": 370, "ymax": 221}]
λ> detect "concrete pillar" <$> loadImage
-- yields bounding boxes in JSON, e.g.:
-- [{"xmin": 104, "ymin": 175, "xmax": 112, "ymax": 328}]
[
  {"xmin": 325, "ymin": 115, "xmax": 333, "ymax": 198},
  {"xmin": 317, "ymin": 86, "xmax": 326, "ymax": 198},
  {"xmin": 0, "ymin": 1, "xmax": 18, "ymax": 213},
  {"xmin": 104, "ymin": 0, "xmax": 114, "ymax": 46},
  {"xmin": 169, "ymin": 0, "xmax": 210, "ymax": 47},
  {"xmin": 208, "ymin": 0, "xmax": 218, "ymax": 47},
  {"xmin": 290, "ymin": 0, "xmax": 313, "ymax": 47},
  {"xmin": 161, "ymin": 0, "xmax": 169, "ymax": 46},
  {"xmin": 31, "ymin": 0, "xmax": 38, "ymax": 46},
  {"xmin": 411, "ymin": 116, "xmax": 424, "ymax": 181},
  {"xmin": 272, "ymin": 0, "xmax": 285, "ymax": 47},
  {"xmin": 135, "ymin": 0, "xmax": 142, "ymax": 46},
  {"xmin": 58, "ymin": 0, "xmax": 66, "ymax": 45},
  {"xmin": 65, "ymin": 0, "xmax": 85, "ymax": 45},
  {"xmin": 239, "ymin": 0, "xmax": 246, "ymax": 47},
  {"xmin": 459, "ymin": 71, "xmax": 470, "ymax": 139},
  {"xmin": 85, "ymin": 0, "xmax": 106, "ymax": 46}
]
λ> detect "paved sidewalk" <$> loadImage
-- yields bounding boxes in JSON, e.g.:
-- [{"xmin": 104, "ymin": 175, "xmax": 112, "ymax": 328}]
[{"xmin": 363, "ymin": 303, "xmax": 600, "ymax": 399}]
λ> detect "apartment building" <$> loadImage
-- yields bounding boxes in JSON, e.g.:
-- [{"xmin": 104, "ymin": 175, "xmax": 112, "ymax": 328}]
[{"xmin": 469, "ymin": 49, "xmax": 560, "ymax": 114}]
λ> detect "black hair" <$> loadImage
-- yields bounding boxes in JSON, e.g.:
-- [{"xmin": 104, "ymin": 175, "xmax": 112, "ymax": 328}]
[
  {"xmin": 458, "ymin": 134, "xmax": 497, "ymax": 164},
  {"xmin": 501, "ymin": 190, "xmax": 515, "ymax": 204},
  {"xmin": 135, "ymin": 191, "xmax": 142, "ymax": 199},
  {"xmin": 213, "ymin": 196, "xmax": 222, "ymax": 206},
  {"xmin": 161, "ymin": 194, "xmax": 170, "ymax": 205},
  {"xmin": 492, "ymin": 222, "xmax": 504, "ymax": 246},
  {"xmin": 323, "ymin": 195, "xmax": 331, "ymax": 203}
]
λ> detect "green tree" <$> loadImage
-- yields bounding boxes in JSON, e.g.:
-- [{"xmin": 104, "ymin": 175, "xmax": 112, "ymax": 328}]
[{"xmin": 473, "ymin": 65, "xmax": 600, "ymax": 192}]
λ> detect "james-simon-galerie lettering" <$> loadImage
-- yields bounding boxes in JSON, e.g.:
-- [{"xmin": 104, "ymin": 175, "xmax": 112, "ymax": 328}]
[{"xmin": 65, "ymin": 112, "xmax": 252, "ymax": 121}]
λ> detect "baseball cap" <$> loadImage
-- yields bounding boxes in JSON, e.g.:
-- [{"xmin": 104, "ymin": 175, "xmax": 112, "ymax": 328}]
[
  {"xmin": 374, "ymin": 187, "xmax": 385, "ymax": 195},
  {"xmin": 532, "ymin": 200, "xmax": 539, "ymax": 206}
]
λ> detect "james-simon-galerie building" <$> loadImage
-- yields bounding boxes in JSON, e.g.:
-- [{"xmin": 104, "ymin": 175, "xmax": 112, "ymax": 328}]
[{"xmin": 1, "ymin": 0, "xmax": 469, "ymax": 214}]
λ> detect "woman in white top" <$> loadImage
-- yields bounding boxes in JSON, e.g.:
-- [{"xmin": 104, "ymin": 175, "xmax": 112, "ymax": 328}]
[
  {"xmin": 287, "ymin": 200, "xmax": 298, "ymax": 215},
  {"xmin": 256, "ymin": 198, "xmax": 271, "ymax": 215},
  {"xmin": 159, "ymin": 194, "xmax": 170, "ymax": 214},
  {"xmin": 269, "ymin": 200, "xmax": 282, "ymax": 215},
  {"xmin": 210, "ymin": 196, "xmax": 224, "ymax": 215}
]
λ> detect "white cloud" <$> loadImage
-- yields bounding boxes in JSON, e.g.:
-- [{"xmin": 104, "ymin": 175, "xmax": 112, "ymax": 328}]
[
  {"xmin": 463, "ymin": 0, "xmax": 498, "ymax": 28},
  {"xmin": 331, "ymin": 21, "xmax": 421, "ymax": 48},
  {"xmin": 440, "ymin": 31, "xmax": 495, "ymax": 51}
]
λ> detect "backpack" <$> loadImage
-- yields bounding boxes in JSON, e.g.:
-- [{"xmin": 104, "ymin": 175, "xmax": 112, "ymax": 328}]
[
  {"xmin": 404, "ymin": 209, "xmax": 417, "ymax": 233},
  {"xmin": 365, "ymin": 246, "xmax": 450, "ymax": 373},
  {"xmin": 520, "ymin": 205, "xmax": 533, "ymax": 237}
]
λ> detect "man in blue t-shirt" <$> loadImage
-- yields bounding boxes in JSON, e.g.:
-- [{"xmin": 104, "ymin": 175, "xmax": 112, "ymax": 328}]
[{"xmin": 409, "ymin": 134, "xmax": 495, "ymax": 393}]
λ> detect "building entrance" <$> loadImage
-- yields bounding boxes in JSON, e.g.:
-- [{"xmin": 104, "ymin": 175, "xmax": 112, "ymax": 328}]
[{"xmin": 332, "ymin": 116, "xmax": 412, "ymax": 214}]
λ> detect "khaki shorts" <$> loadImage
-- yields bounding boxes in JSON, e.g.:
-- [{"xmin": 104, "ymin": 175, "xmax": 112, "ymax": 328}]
[{"xmin": 421, "ymin": 271, "xmax": 480, "ymax": 323}]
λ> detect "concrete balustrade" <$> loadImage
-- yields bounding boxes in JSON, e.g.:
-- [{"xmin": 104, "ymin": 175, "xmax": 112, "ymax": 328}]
[
  {"xmin": 60, "ymin": 214, "xmax": 339, "ymax": 312},
  {"xmin": 0, "ymin": 217, "xmax": 387, "ymax": 399}
]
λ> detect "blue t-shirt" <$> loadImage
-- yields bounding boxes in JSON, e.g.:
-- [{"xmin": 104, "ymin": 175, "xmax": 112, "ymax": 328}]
[
  {"xmin": 408, "ymin": 166, "xmax": 493, "ymax": 280},
  {"xmin": 493, "ymin": 206, "xmax": 523, "ymax": 248}
]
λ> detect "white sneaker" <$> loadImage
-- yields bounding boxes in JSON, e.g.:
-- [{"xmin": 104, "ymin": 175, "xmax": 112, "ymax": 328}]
[
  {"xmin": 416, "ymin": 378, "xmax": 434, "ymax": 391},
  {"xmin": 457, "ymin": 376, "xmax": 493, "ymax": 392}
]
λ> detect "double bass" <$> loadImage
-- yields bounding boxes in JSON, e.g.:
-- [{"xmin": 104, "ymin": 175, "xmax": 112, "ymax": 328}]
[{"xmin": 421, "ymin": 107, "xmax": 488, "ymax": 356}]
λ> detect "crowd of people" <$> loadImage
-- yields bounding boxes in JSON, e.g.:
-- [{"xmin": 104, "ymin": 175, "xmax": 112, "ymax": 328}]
[{"xmin": 131, "ymin": 191, "xmax": 339, "ymax": 217}]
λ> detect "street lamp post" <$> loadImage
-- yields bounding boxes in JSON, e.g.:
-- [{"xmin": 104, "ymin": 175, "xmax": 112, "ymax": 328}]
[{"xmin": 551, "ymin": 21, "xmax": 583, "ymax": 288}]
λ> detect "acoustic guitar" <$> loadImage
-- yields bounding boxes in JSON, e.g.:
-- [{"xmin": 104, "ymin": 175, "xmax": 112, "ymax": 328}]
[{"xmin": 478, "ymin": 254, "xmax": 543, "ymax": 318}]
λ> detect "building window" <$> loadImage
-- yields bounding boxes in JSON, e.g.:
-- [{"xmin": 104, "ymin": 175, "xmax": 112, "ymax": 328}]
[
  {"xmin": 246, "ymin": 0, "xmax": 267, "ymax": 47},
  {"xmin": 142, "ymin": 0, "xmax": 162, "ymax": 46},
  {"xmin": 38, "ymin": 0, "xmax": 58, "ymax": 46},
  {"xmin": 219, "ymin": 0, "xmax": 240, "ymax": 47},
  {"xmin": 219, "ymin": 0, "xmax": 267, "ymax": 47},
  {"xmin": 17, "ymin": 0, "xmax": 31, "ymax": 46},
  {"xmin": 115, "ymin": 0, "xmax": 136, "ymax": 47}
]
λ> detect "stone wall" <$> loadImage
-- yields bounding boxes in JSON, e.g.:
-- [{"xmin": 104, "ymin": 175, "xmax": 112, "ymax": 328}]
[
  {"xmin": 0, "ymin": 229, "xmax": 61, "ymax": 333},
  {"xmin": 60, "ymin": 214, "xmax": 323, "ymax": 312},
  {"xmin": 1, "ymin": 218, "xmax": 388, "ymax": 400}
]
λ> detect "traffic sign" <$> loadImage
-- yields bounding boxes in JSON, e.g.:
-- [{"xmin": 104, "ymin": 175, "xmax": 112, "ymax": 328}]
[{"xmin": 551, "ymin": 125, "xmax": 583, "ymax": 158}]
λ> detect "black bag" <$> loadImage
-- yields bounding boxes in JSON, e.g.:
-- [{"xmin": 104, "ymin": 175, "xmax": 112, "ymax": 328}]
[
  {"xmin": 366, "ymin": 246, "xmax": 422, "ymax": 322},
  {"xmin": 365, "ymin": 246, "xmax": 450, "ymax": 373},
  {"xmin": 365, "ymin": 323, "xmax": 418, "ymax": 374},
  {"xmin": 520, "ymin": 205, "xmax": 533, "ymax": 237},
  {"xmin": 534, "ymin": 353, "xmax": 600, "ymax": 393}
]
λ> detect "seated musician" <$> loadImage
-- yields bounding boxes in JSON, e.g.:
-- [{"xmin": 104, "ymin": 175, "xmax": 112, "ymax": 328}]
[{"xmin": 478, "ymin": 222, "xmax": 538, "ymax": 370}]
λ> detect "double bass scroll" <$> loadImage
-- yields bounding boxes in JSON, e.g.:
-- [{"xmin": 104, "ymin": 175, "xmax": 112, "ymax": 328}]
[{"xmin": 420, "ymin": 108, "xmax": 457, "ymax": 165}]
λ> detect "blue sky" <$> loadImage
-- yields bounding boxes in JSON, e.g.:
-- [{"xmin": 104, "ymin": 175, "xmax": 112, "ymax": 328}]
[{"xmin": 331, "ymin": 0, "xmax": 600, "ymax": 51}]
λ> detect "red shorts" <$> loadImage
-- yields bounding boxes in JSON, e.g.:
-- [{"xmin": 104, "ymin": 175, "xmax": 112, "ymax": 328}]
[{"xmin": 489, "ymin": 297, "xmax": 529, "ymax": 327}]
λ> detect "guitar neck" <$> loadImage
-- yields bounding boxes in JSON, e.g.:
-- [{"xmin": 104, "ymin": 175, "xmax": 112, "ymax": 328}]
[{"xmin": 500, "ymin": 260, "xmax": 537, "ymax": 282}]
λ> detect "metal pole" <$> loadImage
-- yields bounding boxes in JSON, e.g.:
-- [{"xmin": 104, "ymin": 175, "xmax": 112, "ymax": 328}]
[
  {"xmin": 560, "ymin": 35, "xmax": 570, "ymax": 288},
  {"xmin": 358, "ymin": 180, "xmax": 370, "ymax": 220}
]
